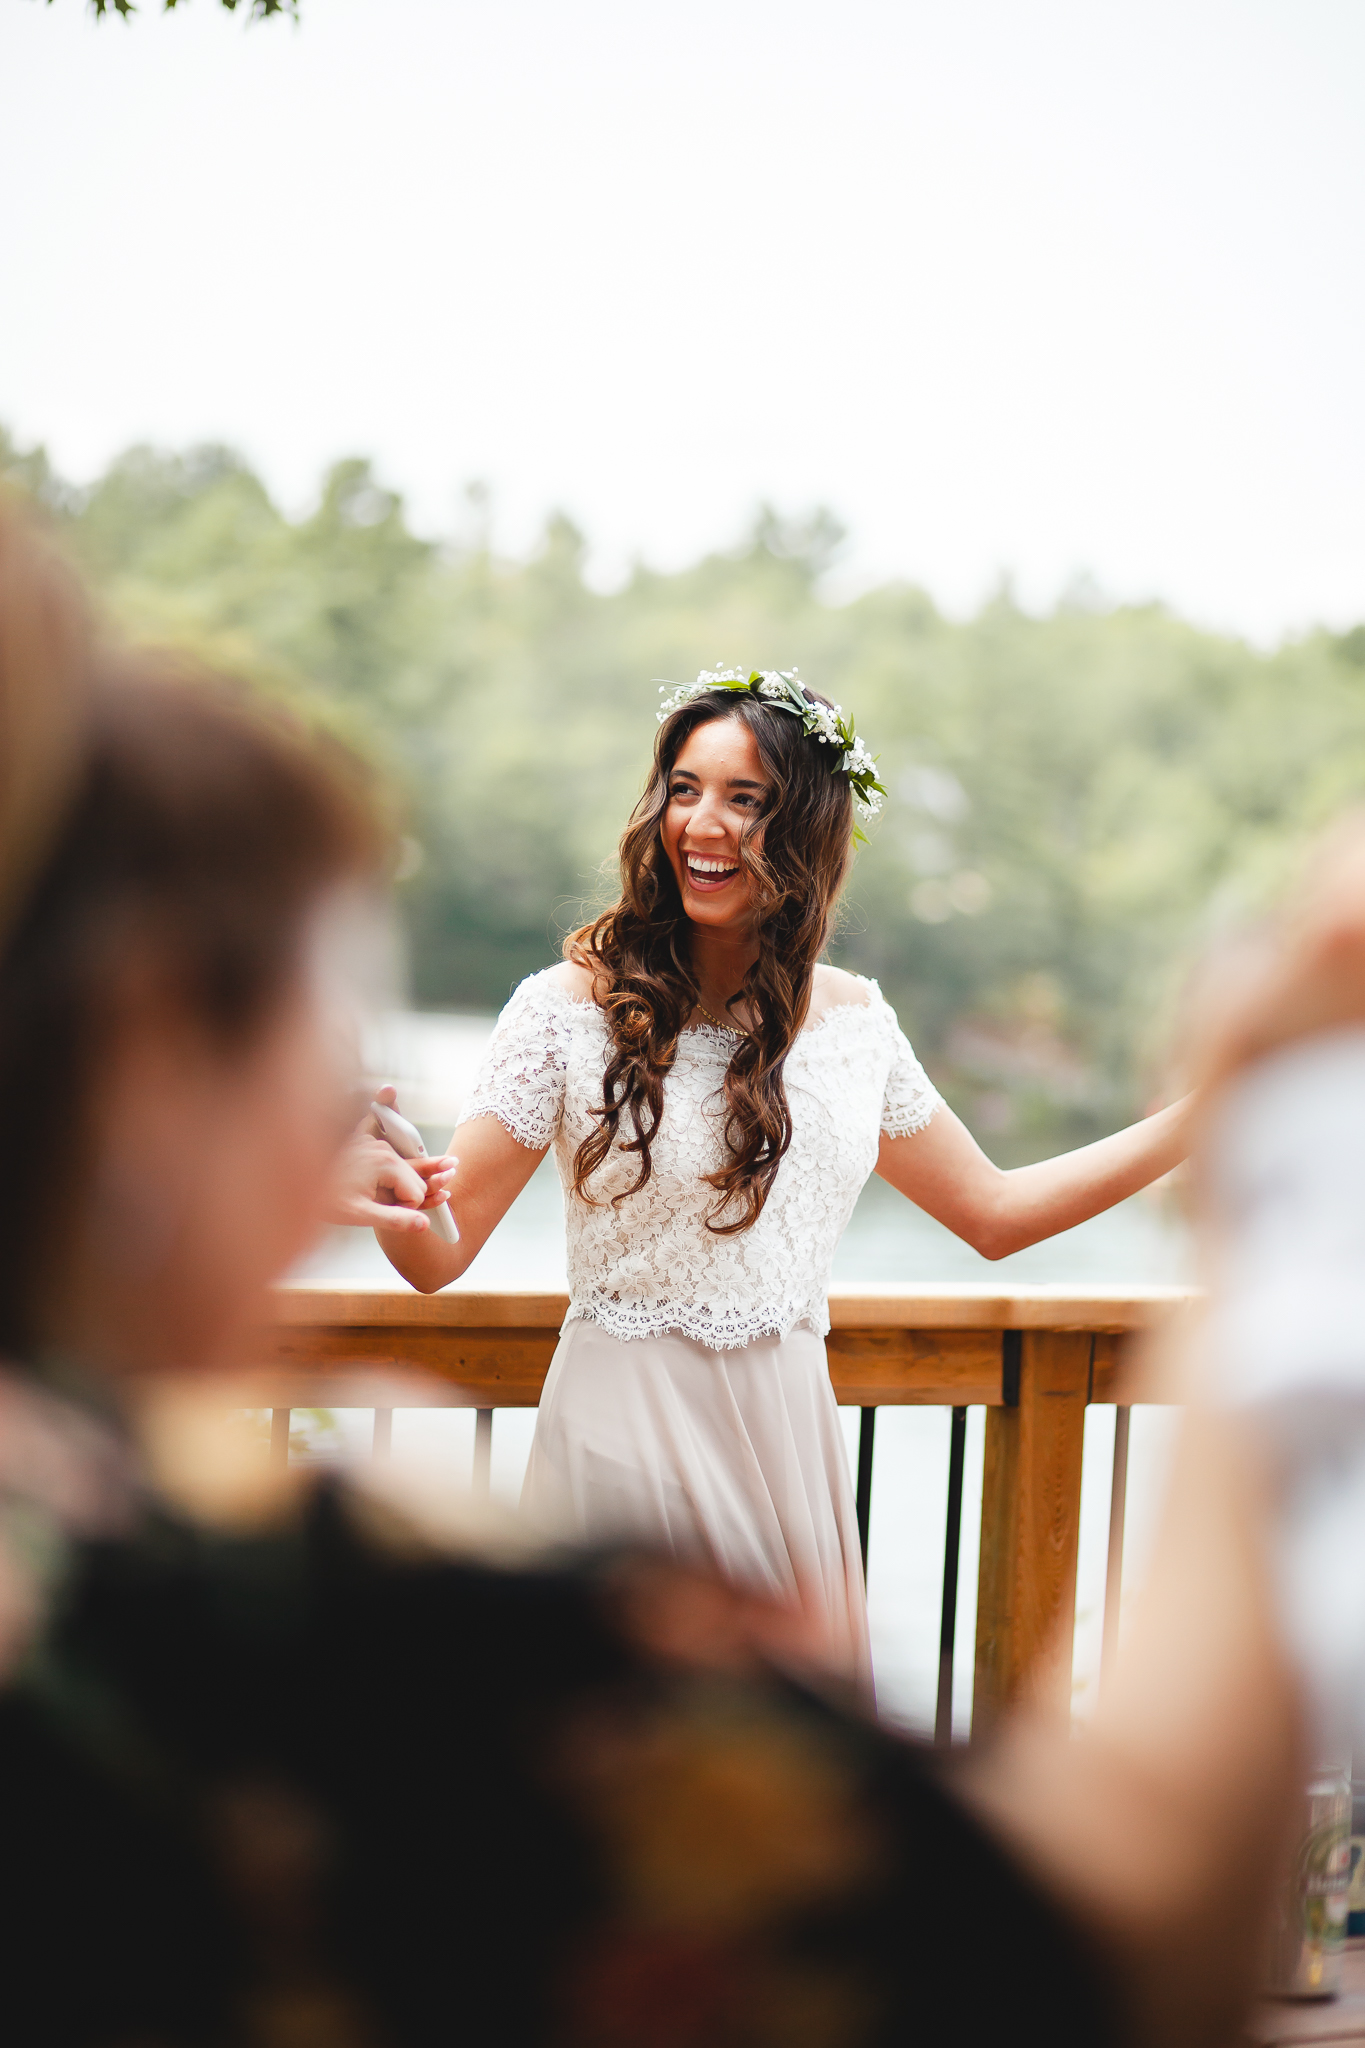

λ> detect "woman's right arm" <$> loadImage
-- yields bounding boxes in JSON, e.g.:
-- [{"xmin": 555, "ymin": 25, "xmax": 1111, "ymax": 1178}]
[
  {"xmin": 363, "ymin": 964, "xmax": 586, "ymax": 1290},
  {"xmin": 372, "ymin": 1113, "xmax": 549, "ymax": 1292}
]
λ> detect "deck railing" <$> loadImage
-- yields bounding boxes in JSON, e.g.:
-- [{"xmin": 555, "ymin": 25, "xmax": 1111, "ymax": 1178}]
[{"xmin": 259, "ymin": 1281, "xmax": 1194, "ymax": 1737}]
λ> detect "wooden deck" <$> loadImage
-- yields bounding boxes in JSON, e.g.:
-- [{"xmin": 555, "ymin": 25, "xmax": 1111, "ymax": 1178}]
[{"xmin": 254, "ymin": 1281, "xmax": 1196, "ymax": 1731}]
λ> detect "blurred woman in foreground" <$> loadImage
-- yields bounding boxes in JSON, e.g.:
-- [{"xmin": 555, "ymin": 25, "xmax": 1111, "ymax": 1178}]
[
  {"xmin": 0, "ymin": 493, "xmax": 1354, "ymax": 2048},
  {"xmin": 0, "ymin": 501, "xmax": 1118, "ymax": 2045}
]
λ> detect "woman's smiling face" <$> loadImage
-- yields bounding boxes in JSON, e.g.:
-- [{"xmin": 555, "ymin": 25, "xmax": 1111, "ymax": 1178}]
[{"xmin": 661, "ymin": 716, "xmax": 770, "ymax": 934}]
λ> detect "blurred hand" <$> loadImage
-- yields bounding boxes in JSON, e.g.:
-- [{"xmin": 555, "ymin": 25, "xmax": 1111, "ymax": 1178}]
[
  {"xmin": 326, "ymin": 1085, "xmax": 458, "ymax": 1233},
  {"xmin": 1182, "ymin": 814, "xmax": 1365, "ymax": 1102}
]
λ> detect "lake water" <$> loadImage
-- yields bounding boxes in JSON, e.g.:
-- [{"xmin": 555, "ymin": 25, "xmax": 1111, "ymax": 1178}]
[{"xmin": 291, "ymin": 1012, "xmax": 1190, "ymax": 1736}]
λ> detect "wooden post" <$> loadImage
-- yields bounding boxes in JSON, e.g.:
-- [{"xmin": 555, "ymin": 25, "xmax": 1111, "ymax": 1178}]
[{"xmin": 972, "ymin": 1330, "xmax": 1091, "ymax": 1734}]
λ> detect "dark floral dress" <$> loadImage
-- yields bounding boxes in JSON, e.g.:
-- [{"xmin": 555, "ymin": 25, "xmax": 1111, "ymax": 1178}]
[{"xmin": 0, "ymin": 1401, "xmax": 1119, "ymax": 2047}]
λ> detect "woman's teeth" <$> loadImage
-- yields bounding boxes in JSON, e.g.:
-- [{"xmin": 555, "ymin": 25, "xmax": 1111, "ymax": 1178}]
[{"xmin": 686, "ymin": 857, "xmax": 738, "ymax": 883}]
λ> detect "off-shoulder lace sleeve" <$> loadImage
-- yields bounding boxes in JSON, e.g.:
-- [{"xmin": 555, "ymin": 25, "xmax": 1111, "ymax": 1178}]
[
  {"xmin": 455, "ymin": 974, "xmax": 572, "ymax": 1151},
  {"xmin": 880, "ymin": 1008, "xmax": 944, "ymax": 1139}
]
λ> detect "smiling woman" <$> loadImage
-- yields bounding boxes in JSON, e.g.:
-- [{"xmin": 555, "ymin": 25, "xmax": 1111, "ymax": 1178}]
[{"xmin": 337, "ymin": 670, "xmax": 1193, "ymax": 1692}]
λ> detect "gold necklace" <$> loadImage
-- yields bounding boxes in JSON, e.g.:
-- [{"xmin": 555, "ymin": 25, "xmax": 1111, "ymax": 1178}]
[{"xmin": 696, "ymin": 997, "xmax": 746, "ymax": 1034}]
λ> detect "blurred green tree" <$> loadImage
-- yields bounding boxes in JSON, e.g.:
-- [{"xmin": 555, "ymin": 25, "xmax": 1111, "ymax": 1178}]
[{"xmin": 8, "ymin": 425, "xmax": 1364, "ymax": 1156}]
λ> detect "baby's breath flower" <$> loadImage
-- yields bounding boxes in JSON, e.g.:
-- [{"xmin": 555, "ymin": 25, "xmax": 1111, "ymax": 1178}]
[{"xmin": 656, "ymin": 678, "xmax": 715, "ymax": 717}]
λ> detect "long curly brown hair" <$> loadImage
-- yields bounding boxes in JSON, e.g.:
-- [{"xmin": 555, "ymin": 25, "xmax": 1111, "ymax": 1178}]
[{"xmin": 567, "ymin": 685, "xmax": 857, "ymax": 1233}]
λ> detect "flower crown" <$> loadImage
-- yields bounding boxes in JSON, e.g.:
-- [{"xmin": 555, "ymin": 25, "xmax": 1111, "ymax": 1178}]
[{"xmin": 656, "ymin": 668, "xmax": 887, "ymax": 830}]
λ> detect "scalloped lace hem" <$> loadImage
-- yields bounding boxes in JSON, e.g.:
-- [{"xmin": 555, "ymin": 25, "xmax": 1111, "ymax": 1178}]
[
  {"xmin": 564, "ymin": 1300, "xmax": 829, "ymax": 1351},
  {"xmin": 454, "ymin": 1099, "xmax": 553, "ymax": 1152},
  {"xmin": 880, "ymin": 1100, "xmax": 943, "ymax": 1140}
]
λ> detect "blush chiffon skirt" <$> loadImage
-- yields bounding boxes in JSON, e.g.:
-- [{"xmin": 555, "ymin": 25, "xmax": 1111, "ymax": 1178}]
[{"xmin": 520, "ymin": 1319, "xmax": 872, "ymax": 1693}]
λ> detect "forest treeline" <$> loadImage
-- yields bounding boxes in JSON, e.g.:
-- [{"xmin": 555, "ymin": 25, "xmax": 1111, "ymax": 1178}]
[{"xmin": 7, "ymin": 428, "xmax": 1365, "ymax": 1156}]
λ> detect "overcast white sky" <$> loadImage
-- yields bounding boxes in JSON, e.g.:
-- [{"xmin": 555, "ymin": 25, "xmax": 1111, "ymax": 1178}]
[{"xmin": 2, "ymin": 0, "xmax": 1362, "ymax": 639}]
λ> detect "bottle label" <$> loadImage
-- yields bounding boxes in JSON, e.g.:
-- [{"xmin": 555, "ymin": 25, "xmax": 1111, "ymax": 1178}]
[{"xmin": 1298, "ymin": 1820, "xmax": 1350, "ymax": 1947}]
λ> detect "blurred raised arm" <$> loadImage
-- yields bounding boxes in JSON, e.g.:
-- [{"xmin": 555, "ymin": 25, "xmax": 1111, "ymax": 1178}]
[{"xmin": 953, "ymin": 826, "xmax": 1365, "ymax": 2047}]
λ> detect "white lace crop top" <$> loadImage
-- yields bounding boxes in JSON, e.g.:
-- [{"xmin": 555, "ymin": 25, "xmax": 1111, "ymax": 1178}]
[{"xmin": 456, "ymin": 970, "xmax": 944, "ymax": 1349}]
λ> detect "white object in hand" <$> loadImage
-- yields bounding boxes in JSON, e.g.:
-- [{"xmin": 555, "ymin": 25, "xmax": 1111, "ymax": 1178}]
[{"xmin": 370, "ymin": 1100, "xmax": 459, "ymax": 1242}]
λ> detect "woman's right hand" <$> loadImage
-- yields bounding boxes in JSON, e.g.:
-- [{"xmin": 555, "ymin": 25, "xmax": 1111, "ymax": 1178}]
[
  {"xmin": 326, "ymin": 1091, "xmax": 457, "ymax": 1234},
  {"xmin": 371, "ymin": 1111, "xmax": 551, "ymax": 1293}
]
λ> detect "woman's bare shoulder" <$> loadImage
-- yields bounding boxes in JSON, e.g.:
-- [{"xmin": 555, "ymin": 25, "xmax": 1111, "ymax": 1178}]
[
  {"xmin": 808, "ymin": 964, "xmax": 872, "ymax": 1020},
  {"xmin": 544, "ymin": 957, "xmax": 602, "ymax": 1004}
]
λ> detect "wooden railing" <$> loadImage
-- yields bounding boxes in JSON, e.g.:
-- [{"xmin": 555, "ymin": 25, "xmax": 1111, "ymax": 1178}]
[{"xmin": 259, "ymin": 1281, "xmax": 1194, "ymax": 1735}]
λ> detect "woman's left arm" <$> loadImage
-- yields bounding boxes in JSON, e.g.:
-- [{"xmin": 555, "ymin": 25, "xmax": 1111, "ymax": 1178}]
[{"xmin": 875, "ymin": 1097, "xmax": 1192, "ymax": 1260}]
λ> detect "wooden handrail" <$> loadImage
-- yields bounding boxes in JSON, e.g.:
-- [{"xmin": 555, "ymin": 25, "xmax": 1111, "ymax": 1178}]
[
  {"xmin": 255, "ymin": 1282, "xmax": 1197, "ymax": 1731},
  {"xmin": 262, "ymin": 1281, "xmax": 1193, "ymax": 1409},
  {"xmin": 273, "ymin": 1278, "xmax": 1192, "ymax": 1331}
]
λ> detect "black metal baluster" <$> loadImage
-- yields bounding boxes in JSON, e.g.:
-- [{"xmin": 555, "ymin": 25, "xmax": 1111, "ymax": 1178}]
[
  {"xmin": 473, "ymin": 1408, "xmax": 493, "ymax": 1496},
  {"xmin": 856, "ymin": 1408, "xmax": 877, "ymax": 1570},
  {"xmin": 1101, "ymin": 1405, "xmax": 1131, "ymax": 1693},
  {"xmin": 1001, "ymin": 1329, "xmax": 1022, "ymax": 1406},
  {"xmin": 934, "ymin": 1405, "xmax": 969, "ymax": 1746}
]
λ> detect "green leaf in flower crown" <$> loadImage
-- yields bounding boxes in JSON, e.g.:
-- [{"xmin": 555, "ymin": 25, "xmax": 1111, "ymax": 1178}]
[{"xmin": 654, "ymin": 667, "xmax": 885, "ymax": 828}]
